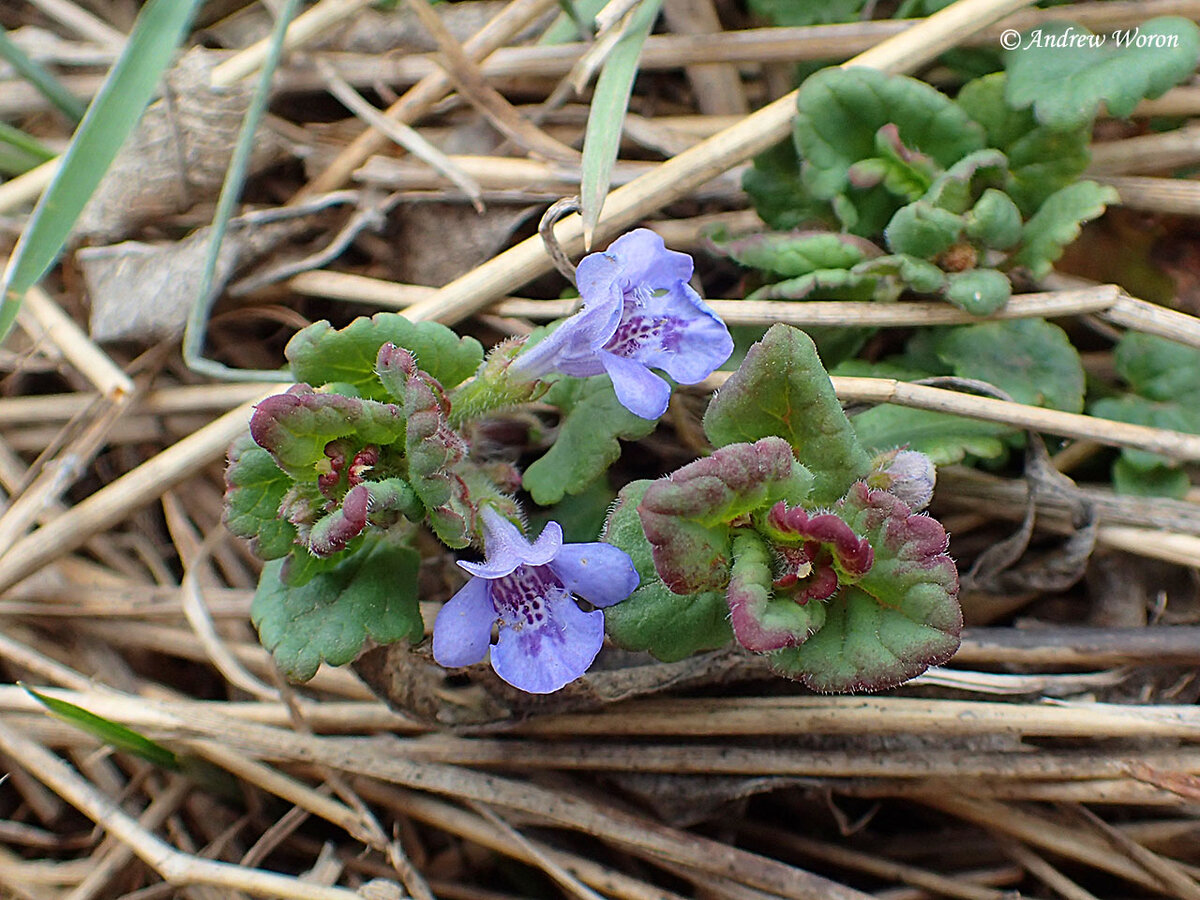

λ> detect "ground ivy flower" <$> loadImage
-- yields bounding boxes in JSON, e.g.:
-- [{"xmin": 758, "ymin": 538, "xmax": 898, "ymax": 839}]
[
  {"xmin": 432, "ymin": 507, "xmax": 640, "ymax": 693},
  {"xmin": 511, "ymin": 228, "xmax": 734, "ymax": 419}
]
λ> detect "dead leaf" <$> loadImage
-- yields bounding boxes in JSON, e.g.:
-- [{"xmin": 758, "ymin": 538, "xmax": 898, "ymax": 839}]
[{"xmin": 76, "ymin": 47, "xmax": 288, "ymax": 242}]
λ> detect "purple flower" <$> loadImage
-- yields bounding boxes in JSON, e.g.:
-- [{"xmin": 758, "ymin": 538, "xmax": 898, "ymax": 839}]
[
  {"xmin": 432, "ymin": 507, "xmax": 640, "ymax": 693},
  {"xmin": 512, "ymin": 229, "xmax": 734, "ymax": 419}
]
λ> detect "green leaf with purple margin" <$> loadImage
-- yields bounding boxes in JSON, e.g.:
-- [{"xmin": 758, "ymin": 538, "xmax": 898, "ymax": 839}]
[
  {"xmin": 378, "ymin": 342, "xmax": 475, "ymax": 548},
  {"xmin": 249, "ymin": 386, "xmax": 406, "ymax": 479},
  {"xmin": 769, "ymin": 484, "xmax": 961, "ymax": 691},
  {"xmin": 252, "ymin": 536, "xmax": 423, "ymax": 682},
  {"xmin": 638, "ymin": 436, "xmax": 812, "ymax": 593},
  {"xmin": 704, "ymin": 324, "xmax": 871, "ymax": 504},
  {"xmin": 602, "ymin": 480, "xmax": 733, "ymax": 661},
  {"xmin": 286, "ymin": 312, "xmax": 483, "ymax": 401},
  {"xmin": 223, "ymin": 433, "xmax": 296, "ymax": 559},
  {"xmin": 726, "ymin": 528, "xmax": 825, "ymax": 653},
  {"xmin": 306, "ymin": 477, "xmax": 423, "ymax": 557}
]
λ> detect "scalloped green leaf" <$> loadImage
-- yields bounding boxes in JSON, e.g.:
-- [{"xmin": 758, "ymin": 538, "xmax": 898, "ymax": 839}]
[
  {"xmin": 1005, "ymin": 18, "xmax": 1200, "ymax": 129},
  {"xmin": 935, "ymin": 319, "xmax": 1085, "ymax": 411},
  {"xmin": 602, "ymin": 480, "xmax": 733, "ymax": 661},
  {"xmin": 223, "ymin": 435, "xmax": 296, "ymax": 560},
  {"xmin": 705, "ymin": 325, "xmax": 870, "ymax": 503},
  {"xmin": 1012, "ymin": 180, "xmax": 1118, "ymax": 277},
  {"xmin": 955, "ymin": 73, "xmax": 1092, "ymax": 217},
  {"xmin": 710, "ymin": 228, "xmax": 880, "ymax": 278},
  {"xmin": 286, "ymin": 313, "xmax": 483, "ymax": 400},
  {"xmin": 522, "ymin": 375, "xmax": 657, "ymax": 506},
  {"xmin": 769, "ymin": 485, "xmax": 960, "ymax": 692},
  {"xmin": 252, "ymin": 537, "xmax": 423, "ymax": 682}
]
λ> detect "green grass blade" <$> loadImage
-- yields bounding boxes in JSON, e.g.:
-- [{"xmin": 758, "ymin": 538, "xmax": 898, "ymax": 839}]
[
  {"xmin": 0, "ymin": 121, "xmax": 55, "ymax": 162},
  {"xmin": 580, "ymin": 0, "xmax": 662, "ymax": 246},
  {"xmin": 23, "ymin": 686, "xmax": 181, "ymax": 771},
  {"xmin": 182, "ymin": 0, "xmax": 300, "ymax": 382},
  {"xmin": 0, "ymin": 25, "xmax": 87, "ymax": 123},
  {"xmin": 0, "ymin": 0, "xmax": 204, "ymax": 344},
  {"xmin": 542, "ymin": 0, "xmax": 605, "ymax": 43},
  {"xmin": 0, "ymin": 122, "xmax": 55, "ymax": 175}
]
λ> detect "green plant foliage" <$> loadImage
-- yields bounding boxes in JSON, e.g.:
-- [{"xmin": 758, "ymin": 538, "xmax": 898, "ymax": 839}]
[
  {"xmin": 794, "ymin": 67, "xmax": 986, "ymax": 232},
  {"xmin": 24, "ymin": 686, "xmax": 180, "ymax": 770},
  {"xmin": 885, "ymin": 202, "xmax": 965, "ymax": 258},
  {"xmin": 1112, "ymin": 456, "xmax": 1190, "ymax": 499},
  {"xmin": 727, "ymin": 528, "xmax": 825, "ymax": 644},
  {"xmin": 223, "ymin": 435, "xmax": 297, "ymax": 559},
  {"xmin": 1090, "ymin": 333, "xmax": 1200, "ymax": 497},
  {"xmin": 705, "ymin": 325, "xmax": 872, "ymax": 503},
  {"xmin": 729, "ymin": 65, "xmax": 1122, "ymax": 319},
  {"xmin": 1013, "ymin": 180, "xmax": 1119, "ymax": 277},
  {"xmin": 522, "ymin": 375, "xmax": 657, "ymax": 505},
  {"xmin": 602, "ymin": 480, "xmax": 733, "ymax": 661},
  {"xmin": 849, "ymin": 404, "xmax": 1013, "ymax": 465},
  {"xmin": 955, "ymin": 73, "xmax": 1092, "ymax": 215},
  {"xmin": 935, "ymin": 319, "xmax": 1086, "ymax": 411},
  {"xmin": 708, "ymin": 229, "xmax": 880, "ymax": 278},
  {"xmin": 746, "ymin": 0, "xmax": 865, "ymax": 26},
  {"xmin": 744, "ymin": 140, "xmax": 833, "ymax": 232},
  {"xmin": 638, "ymin": 437, "xmax": 812, "ymax": 592},
  {"xmin": 1112, "ymin": 331, "xmax": 1200, "ymax": 401},
  {"xmin": 965, "ymin": 188, "xmax": 1022, "ymax": 249},
  {"xmin": 287, "ymin": 314, "xmax": 483, "ymax": 400},
  {"xmin": 252, "ymin": 537, "xmax": 424, "ymax": 681},
  {"xmin": 1005, "ymin": 18, "xmax": 1200, "ymax": 129},
  {"xmin": 943, "ymin": 268, "xmax": 1012, "ymax": 315},
  {"xmin": 249, "ymin": 388, "xmax": 406, "ymax": 477},
  {"xmin": 0, "ymin": 26, "xmax": 86, "ymax": 123},
  {"xmin": 528, "ymin": 476, "xmax": 615, "ymax": 544}
]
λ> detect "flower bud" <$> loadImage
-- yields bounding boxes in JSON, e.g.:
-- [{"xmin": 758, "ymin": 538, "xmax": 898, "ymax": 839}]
[{"xmin": 870, "ymin": 448, "xmax": 936, "ymax": 511}]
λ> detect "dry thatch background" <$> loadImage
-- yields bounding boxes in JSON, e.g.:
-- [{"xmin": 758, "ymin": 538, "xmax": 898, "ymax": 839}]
[{"xmin": 2, "ymin": 0, "xmax": 1200, "ymax": 897}]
